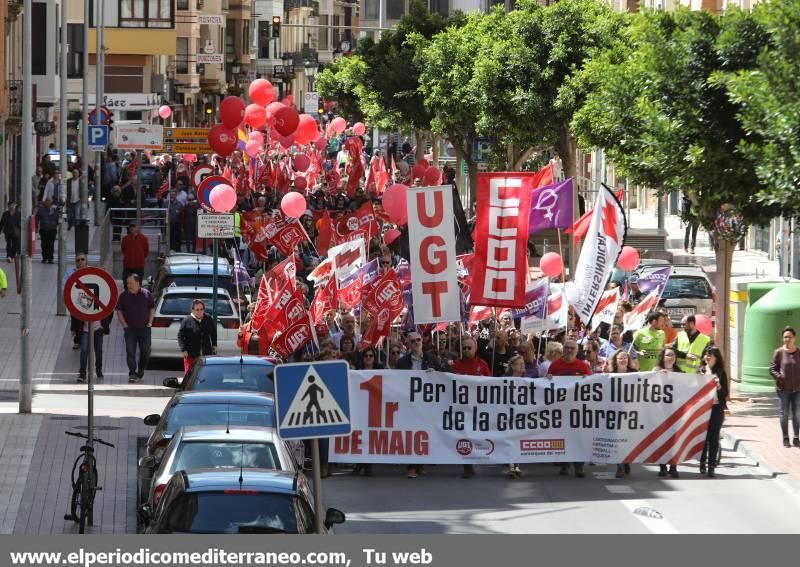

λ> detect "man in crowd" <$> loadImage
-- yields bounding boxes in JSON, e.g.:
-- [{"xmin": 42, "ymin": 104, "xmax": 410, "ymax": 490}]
[
  {"xmin": 672, "ymin": 315, "xmax": 710, "ymax": 373},
  {"xmin": 0, "ymin": 202, "xmax": 21, "ymax": 262},
  {"xmin": 396, "ymin": 332, "xmax": 441, "ymax": 371},
  {"xmin": 332, "ymin": 313, "xmax": 361, "ymax": 351},
  {"xmin": 598, "ymin": 324, "xmax": 639, "ymax": 370},
  {"xmin": 65, "ymin": 168, "xmax": 82, "ymax": 230},
  {"xmin": 167, "ymin": 189, "xmax": 183, "ymax": 252},
  {"xmin": 628, "ymin": 276, "xmax": 644, "ymax": 305},
  {"xmin": 63, "ymin": 254, "xmax": 88, "ymax": 350},
  {"xmin": 451, "ymin": 336, "xmax": 491, "ymax": 480},
  {"xmin": 633, "ymin": 312, "xmax": 666, "ymax": 371},
  {"xmin": 178, "ymin": 299, "xmax": 217, "ymax": 372},
  {"xmin": 116, "ymin": 273, "xmax": 155, "ymax": 383},
  {"xmin": 42, "ymin": 170, "xmax": 62, "ymax": 203},
  {"xmin": 121, "ymin": 224, "xmax": 149, "ymax": 290},
  {"xmin": 35, "ymin": 197, "xmax": 59, "ymax": 264},
  {"xmin": 480, "ymin": 329, "xmax": 517, "ymax": 376},
  {"xmin": 75, "ymin": 256, "xmax": 113, "ymax": 383},
  {"xmin": 546, "ymin": 339, "xmax": 591, "ymax": 478}
]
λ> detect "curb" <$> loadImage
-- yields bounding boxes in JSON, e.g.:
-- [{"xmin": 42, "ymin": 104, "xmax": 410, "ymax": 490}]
[
  {"xmin": 34, "ymin": 385, "xmax": 174, "ymax": 398},
  {"xmin": 720, "ymin": 427, "xmax": 780, "ymax": 479}
]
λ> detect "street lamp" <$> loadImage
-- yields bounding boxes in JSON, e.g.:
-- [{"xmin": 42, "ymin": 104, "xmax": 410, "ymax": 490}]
[
  {"xmin": 304, "ymin": 58, "xmax": 318, "ymax": 91},
  {"xmin": 231, "ymin": 57, "xmax": 242, "ymax": 81}
]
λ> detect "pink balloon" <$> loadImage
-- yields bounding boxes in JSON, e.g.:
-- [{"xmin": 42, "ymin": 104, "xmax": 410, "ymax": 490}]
[
  {"xmin": 423, "ymin": 166, "xmax": 442, "ymax": 186},
  {"xmin": 209, "ymin": 184, "xmax": 237, "ymax": 212},
  {"xmin": 248, "ymin": 131, "xmax": 264, "ymax": 144},
  {"xmin": 618, "ymin": 246, "xmax": 640, "ymax": 272},
  {"xmin": 294, "ymin": 154, "xmax": 311, "ymax": 172},
  {"xmin": 220, "ymin": 96, "xmax": 246, "ymax": 129},
  {"xmin": 182, "ymin": 153, "xmax": 197, "ymax": 162},
  {"xmin": 294, "ymin": 177, "xmax": 308, "ymax": 191},
  {"xmin": 248, "ymin": 78, "xmax": 275, "ymax": 106},
  {"xmin": 281, "ymin": 192, "xmax": 307, "ymax": 218},
  {"xmin": 384, "ymin": 228, "xmax": 401, "ymax": 246},
  {"xmin": 539, "ymin": 252, "xmax": 563, "ymax": 278},
  {"xmin": 314, "ymin": 137, "xmax": 328, "ymax": 151},
  {"xmin": 245, "ymin": 140, "xmax": 262, "ymax": 158},
  {"xmin": 353, "ymin": 122, "xmax": 366, "ymax": 136},
  {"xmin": 158, "ymin": 105, "xmax": 172, "ymax": 119},
  {"xmin": 695, "ymin": 314, "xmax": 713, "ymax": 336},
  {"xmin": 331, "ymin": 117, "xmax": 347, "ymax": 134},
  {"xmin": 382, "ymin": 184, "xmax": 409, "ymax": 225},
  {"xmin": 245, "ymin": 103, "xmax": 267, "ymax": 129}
]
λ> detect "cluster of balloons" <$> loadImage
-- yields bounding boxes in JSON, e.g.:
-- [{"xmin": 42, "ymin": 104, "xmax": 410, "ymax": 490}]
[{"xmin": 410, "ymin": 159, "xmax": 443, "ymax": 186}]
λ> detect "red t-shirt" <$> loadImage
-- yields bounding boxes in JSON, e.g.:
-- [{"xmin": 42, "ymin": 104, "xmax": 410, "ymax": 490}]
[
  {"xmin": 451, "ymin": 357, "xmax": 491, "ymax": 377},
  {"xmin": 121, "ymin": 233, "xmax": 150, "ymax": 268},
  {"xmin": 547, "ymin": 358, "xmax": 592, "ymax": 377}
]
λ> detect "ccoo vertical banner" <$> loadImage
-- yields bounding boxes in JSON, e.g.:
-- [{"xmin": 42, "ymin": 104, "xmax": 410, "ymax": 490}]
[{"xmin": 407, "ymin": 185, "xmax": 460, "ymax": 323}]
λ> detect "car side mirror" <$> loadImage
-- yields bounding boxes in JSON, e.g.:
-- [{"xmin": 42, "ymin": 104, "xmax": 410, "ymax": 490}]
[
  {"xmin": 143, "ymin": 414, "xmax": 160, "ymax": 426},
  {"xmin": 324, "ymin": 507, "xmax": 345, "ymax": 529},
  {"xmin": 140, "ymin": 454, "xmax": 159, "ymax": 470},
  {"xmin": 162, "ymin": 377, "xmax": 179, "ymax": 389},
  {"xmin": 137, "ymin": 504, "xmax": 152, "ymax": 527}
]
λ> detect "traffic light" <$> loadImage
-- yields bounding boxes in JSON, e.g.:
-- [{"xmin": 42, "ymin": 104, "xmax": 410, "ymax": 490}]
[
  {"xmin": 205, "ymin": 103, "xmax": 213, "ymax": 116},
  {"xmin": 272, "ymin": 16, "xmax": 281, "ymax": 38}
]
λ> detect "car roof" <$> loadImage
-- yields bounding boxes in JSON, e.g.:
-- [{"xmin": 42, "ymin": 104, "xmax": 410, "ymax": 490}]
[
  {"xmin": 178, "ymin": 426, "xmax": 281, "ymax": 442},
  {"xmin": 636, "ymin": 263, "xmax": 708, "ymax": 277},
  {"xmin": 159, "ymin": 286, "xmax": 233, "ymax": 297},
  {"xmin": 171, "ymin": 391, "xmax": 275, "ymax": 405},
  {"xmin": 180, "ymin": 469, "xmax": 299, "ymax": 494},
  {"xmin": 164, "ymin": 264, "xmax": 234, "ymax": 276},
  {"xmin": 165, "ymin": 253, "xmax": 228, "ymax": 264},
  {"xmin": 198, "ymin": 355, "xmax": 273, "ymax": 367}
]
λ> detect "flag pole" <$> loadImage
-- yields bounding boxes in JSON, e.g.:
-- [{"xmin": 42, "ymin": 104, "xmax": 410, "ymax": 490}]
[
  {"xmin": 491, "ymin": 307, "xmax": 497, "ymax": 375},
  {"xmin": 557, "ymin": 229, "xmax": 567, "ymax": 286}
]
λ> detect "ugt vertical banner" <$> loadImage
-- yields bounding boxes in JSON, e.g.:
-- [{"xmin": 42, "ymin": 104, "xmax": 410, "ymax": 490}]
[
  {"xmin": 471, "ymin": 173, "xmax": 534, "ymax": 308},
  {"xmin": 406, "ymin": 185, "xmax": 460, "ymax": 323}
]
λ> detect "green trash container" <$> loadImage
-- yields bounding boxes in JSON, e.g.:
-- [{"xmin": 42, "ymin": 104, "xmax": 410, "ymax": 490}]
[{"xmin": 740, "ymin": 283, "xmax": 800, "ymax": 393}]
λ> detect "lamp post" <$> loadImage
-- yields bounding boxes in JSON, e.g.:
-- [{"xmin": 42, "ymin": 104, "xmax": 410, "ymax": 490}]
[{"xmin": 304, "ymin": 58, "xmax": 318, "ymax": 91}]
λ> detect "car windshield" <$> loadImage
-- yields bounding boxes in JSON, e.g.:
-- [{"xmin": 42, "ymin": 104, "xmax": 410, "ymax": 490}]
[
  {"xmin": 165, "ymin": 403, "xmax": 275, "ymax": 435},
  {"xmin": 173, "ymin": 442, "xmax": 280, "ymax": 472},
  {"xmin": 162, "ymin": 493, "xmax": 301, "ymax": 534},
  {"xmin": 187, "ymin": 365, "xmax": 274, "ymax": 393},
  {"xmin": 662, "ymin": 276, "xmax": 712, "ymax": 299},
  {"xmin": 160, "ymin": 294, "xmax": 234, "ymax": 317}
]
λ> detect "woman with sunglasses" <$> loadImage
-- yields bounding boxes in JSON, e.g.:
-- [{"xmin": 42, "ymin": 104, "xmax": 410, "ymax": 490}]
[
  {"xmin": 358, "ymin": 347, "xmax": 384, "ymax": 371},
  {"xmin": 610, "ymin": 348, "xmax": 636, "ymax": 478},
  {"xmin": 769, "ymin": 326, "xmax": 800, "ymax": 448},
  {"xmin": 505, "ymin": 354, "xmax": 530, "ymax": 478},
  {"xmin": 386, "ymin": 343, "xmax": 404, "ymax": 369},
  {"xmin": 654, "ymin": 346, "xmax": 683, "ymax": 478},
  {"xmin": 699, "ymin": 346, "xmax": 729, "ymax": 477}
]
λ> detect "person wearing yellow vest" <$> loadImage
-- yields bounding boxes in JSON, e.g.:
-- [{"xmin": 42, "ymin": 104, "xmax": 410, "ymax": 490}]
[{"xmin": 672, "ymin": 315, "xmax": 711, "ymax": 374}]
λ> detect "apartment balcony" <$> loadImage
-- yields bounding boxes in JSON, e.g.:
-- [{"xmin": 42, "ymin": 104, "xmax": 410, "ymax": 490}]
[
  {"xmin": 286, "ymin": 0, "xmax": 317, "ymax": 10},
  {"xmin": 5, "ymin": 81, "xmax": 23, "ymax": 127}
]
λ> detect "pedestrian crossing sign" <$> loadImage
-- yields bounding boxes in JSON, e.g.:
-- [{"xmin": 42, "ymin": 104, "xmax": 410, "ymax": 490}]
[{"xmin": 274, "ymin": 361, "xmax": 351, "ymax": 440}]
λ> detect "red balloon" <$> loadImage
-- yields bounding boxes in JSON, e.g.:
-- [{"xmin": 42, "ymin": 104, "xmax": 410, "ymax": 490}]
[
  {"xmin": 539, "ymin": 252, "xmax": 563, "ymax": 278},
  {"xmin": 294, "ymin": 177, "xmax": 308, "ymax": 191},
  {"xmin": 219, "ymin": 96, "xmax": 245, "ymax": 129},
  {"xmin": 245, "ymin": 104, "xmax": 267, "ymax": 129},
  {"xmin": 265, "ymin": 101, "xmax": 284, "ymax": 127},
  {"xmin": 423, "ymin": 166, "xmax": 442, "ymax": 186},
  {"xmin": 411, "ymin": 160, "xmax": 429, "ymax": 181},
  {"xmin": 278, "ymin": 133, "xmax": 295, "ymax": 149},
  {"xmin": 695, "ymin": 314, "xmax": 713, "ymax": 336},
  {"xmin": 273, "ymin": 105, "xmax": 300, "ymax": 136},
  {"xmin": 618, "ymin": 246, "xmax": 640, "ymax": 272},
  {"xmin": 208, "ymin": 124, "xmax": 238, "ymax": 157},
  {"xmin": 315, "ymin": 137, "xmax": 328, "ymax": 151},
  {"xmin": 294, "ymin": 154, "xmax": 311, "ymax": 172},
  {"xmin": 382, "ymin": 184, "xmax": 409, "ymax": 225},
  {"xmin": 384, "ymin": 228, "xmax": 401, "ymax": 246},
  {"xmin": 297, "ymin": 114, "xmax": 318, "ymax": 139},
  {"xmin": 248, "ymin": 78, "xmax": 275, "ymax": 106}
]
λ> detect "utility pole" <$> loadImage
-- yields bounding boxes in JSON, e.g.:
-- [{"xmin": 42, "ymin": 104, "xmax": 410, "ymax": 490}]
[
  {"xmin": 81, "ymin": 0, "xmax": 90, "ymax": 221},
  {"xmin": 373, "ymin": 0, "xmax": 385, "ymax": 160},
  {"xmin": 95, "ymin": 0, "xmax": 105, "ymax": 227},
  {"xmin": 20, "ymin": 0, "xmax": 33, "ymax": 413},
  {"xmin": 57, "ymin": 0, "xmax": 68, "ymax": 316}
]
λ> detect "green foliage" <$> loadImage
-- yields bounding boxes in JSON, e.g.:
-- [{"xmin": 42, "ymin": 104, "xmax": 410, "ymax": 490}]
[
  {"xmin": 717, "ymin": 0, "xmax": 800, "ymax": 207},
  {"xmin": 571, "ymin": 7, "xmax": 792, "ymax": 228},
  {"xmin": 316, "ymin": 55, "xmax": 394, "ymax": 127}
]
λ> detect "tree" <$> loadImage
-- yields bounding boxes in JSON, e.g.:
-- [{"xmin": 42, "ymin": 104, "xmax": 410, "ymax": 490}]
[
  {"xmin": 571, "ymin": 7, "xmax": 796, "ymax": 366},
  {"xmin": 717, "ymin": 0, "xmax": 800, "ymax": 207},
  {"xmin": 316, "ymin": 55, "xmax": 394, "ymax": 128}
]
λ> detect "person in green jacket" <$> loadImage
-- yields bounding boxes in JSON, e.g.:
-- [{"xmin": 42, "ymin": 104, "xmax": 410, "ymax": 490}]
[
  {"xmin": 0, "ymin": 266, "xmax": 7, "ymax": 297},
  {"xmin": 632, "ymin": 312, "xmax": 666, "ymax": 371}
]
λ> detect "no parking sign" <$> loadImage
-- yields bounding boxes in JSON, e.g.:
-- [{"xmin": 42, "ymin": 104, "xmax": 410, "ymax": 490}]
[{"xmin": 62, "ymin": 267, "xmax": 118, "ymax": 322}]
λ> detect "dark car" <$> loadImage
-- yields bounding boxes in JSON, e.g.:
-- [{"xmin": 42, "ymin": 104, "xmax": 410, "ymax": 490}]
[
  {"xmin": 138, "ymin": 164, "xmax": 160, "ymax": 206},
  {"xmin": 162, "ymin": 356, "xmax": 275, "ymax": 394},
  {"xmin": 142, "ymin": 391, "xmax": 277, "ymax": 458},
  {"xmin": 140, "ymin": 469, "xmax": 345, "ymax": 534}
]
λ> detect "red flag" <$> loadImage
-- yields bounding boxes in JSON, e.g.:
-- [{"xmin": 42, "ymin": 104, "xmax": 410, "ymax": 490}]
[
  {"xmin": 362, "ymin": 269, "xmax": 404, "ymax": 336},
  {"xmin": 530, "ymin": 162, "xmax": 554, "ymax": 188},
  {"xmin": 269, "ymin": 318, "xmax": 313, "ymax": 359},
  {"xmin": 260, "ymin": 285, "xmax": 308, "ymax": 344},
  {"xmin": 310, "ymin": 277, "xmax": 337, "ymax": 325},
  {"xmin": 344, "ymin": 137, "xmax": 364, "ymax": 196},
  {"xmin": 335, "ymin": 201, "xmax": 379, "ymax": 241},
  {"xmin": 222, "ymin": 165, "xmax": 232, "ymax": 181},
  {"xmin": 156, "ymin": 170, "xmax": 171, "ymax": 200},
  {"xmin": 316, "ymin": 210, "xmax": 334, "ymax": 256},
  {"xmin": 358, "ymin": 318, "xmax": 386, "ymax": 351},
  {"xmin": 240, "ymin": 212, "xmax": 280, "ymax": 261},
  {"xmin": 375, "ymin": 156, "xmax": 390, "ymax": 195},
  {"xmin": 271, "ymin": 221, "xmax": 306, "ymax": 257},
  {"xmin": 307, "ymin": 257, "xmax": 334, "ymax": 287},
  {"xmin": 336, "ymin": 273, "xmax": 363, "ymax": 310},
  {"xmin": 262, "ymin": 256, "xmax": 298, "ymax": 303},
  {"xmin": 567, "ymin": 189, "xmax": 624, "ymax": 244}
]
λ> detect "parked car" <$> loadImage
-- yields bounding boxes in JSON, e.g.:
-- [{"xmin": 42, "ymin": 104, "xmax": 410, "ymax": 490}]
[
  {"xmin": 138, "ymin": 425, "xmax": 304, "ymax": 512},
  {"xmin": 147, "ymin": 254, "xmax": 251, "ymax": 308},
  {"xmin": 140, "ymin": 469, "xmax": 345, "ymax": 534},
  {"xmin": 141, "ymin": 391, "xmax": 277, "ymax": 459},
  {"xmin": 647, "ymin": 264, "xmax": 715, "ymax": 325},
  {"xmin": 150, "ymin": 287, "xmax": 241, "ymax": 359},
  {"xmin": 162, "ymin": 355, "xmax": 275, "ymax": 394}
]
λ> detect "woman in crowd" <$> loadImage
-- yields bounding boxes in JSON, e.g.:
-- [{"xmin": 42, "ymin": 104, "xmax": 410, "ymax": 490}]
[
  {"xmin": 340, "ymin": 335, "xmax": 356, "ymax": 354},
  {"xmin": 654, "ymin": 346, "xmax": 683, "ymax": 478},
  {"xmin": 517, "ymin": 338, "xmax": 539, "ymax": 378},
  {"xmin": 768, "ymin": 326, "xmax": 800, "ymax": 448},
  {"xmin": 699, "ymin": 346, "xmax": 729, "ymax": 477},
  {"xmin": 538, "ymin": 341, "xmax": 563, "ymax": 377},
  {"xmin": 611, "ymin": 348, "xmax": 636, "ymax": 478},
  {"xmin": 358, "ymin": 347, "xmax": 383, "ymax": 371},
  {"xmin": 506, "ymin": 354, "xmax": 530, "ymax": 478}
]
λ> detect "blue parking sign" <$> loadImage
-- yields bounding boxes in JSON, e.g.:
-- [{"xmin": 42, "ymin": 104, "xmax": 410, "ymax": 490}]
[
  {"xmin": 88, "ymin": 125, "xmax": 109, "ymax": 150},
  {"xmin": 274, "ymin": 361, "xmax": 351, "ymax": 440}
]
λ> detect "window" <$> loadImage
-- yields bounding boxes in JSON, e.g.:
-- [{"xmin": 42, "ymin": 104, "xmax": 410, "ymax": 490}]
[
  {"xmin": 258, "ymin": 21, "xmax": 271, "ymax": 59},
  {"xmin": 32, "ymin": 3, "xmax": 47, "ymax": 75},
  {"xmin": 162, "ymin": 493, "xmax": 300, "ymax": 534},
  {"xmin": 387, "ymin": 0, "xmax": 406, "ymax": 19},
  {"xmin": 177, "ymin": 0, "xmax": 189, "ymax": 10},
  {"xmin": 104, "ymin": 65, "xmax": 144, "ymax": 92},
  {"xmin": 318, "ymin": 15, "xmax": 329, "ymax": 51},
  {"xmin": 67, "ymin": 24, "xmax": 84, "ymax": 78},
  {"xmin": 176, "ymin": 38, "xmax": 189, "ymax": 74},
  {"xmin": 364, "ymin": 0, "xmax": 380, "ymax": 19},
  {"xmin": 116, "ymin": 0, "xmax": 174, "ymax": 28},
  {"xmin": 428, "ymin": 0, "xmax": 448, "ymax": 16},
  {"xmin": 242, "ymin": 20, "xmax": 250, "ymax": 54}
]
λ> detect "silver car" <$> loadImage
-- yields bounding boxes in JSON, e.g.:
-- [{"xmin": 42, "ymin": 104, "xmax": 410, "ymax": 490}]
[
  {"xmin": 139, "ymin": 426, "xmax": 305, "ymax": 513},
  {"xmin": 636, "ymin": 263, "xmax": 715, "ymax": 326}
]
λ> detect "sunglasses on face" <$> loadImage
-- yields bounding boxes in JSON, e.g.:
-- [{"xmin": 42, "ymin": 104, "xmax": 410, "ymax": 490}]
[
  {"xmin": 76, "ymin": 258, "xmax": 86, "ymax": 263},
  {"xmin": 463, "ymin": 346, "xmax": 474, "ymax": 351},
  {"xmin": 390, "ymin": 350, "xmax": 400, "ymax": 355},
  {"xmin": 410, "ymin": 338, "xmax": 422, "ymax": 343},
  {"xmin": 364, "ymin": 354, "xmax": 374, "ymax": 358}
]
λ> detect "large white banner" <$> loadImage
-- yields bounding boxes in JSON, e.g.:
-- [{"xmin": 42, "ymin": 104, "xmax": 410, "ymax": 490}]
[
  {"xmin": 406, "ymin": 185, "xmax": 460, "ymax": 323},
  {"xmin": 330, "ymin": 371, "xmax": 716, "ymax": 464}
]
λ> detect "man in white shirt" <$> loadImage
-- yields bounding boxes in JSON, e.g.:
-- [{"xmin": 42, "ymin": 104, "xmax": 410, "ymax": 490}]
[
  {"xmin": 66, "ymin": 169, "xmax": 82, "ymax": 230},
  {"xmin": 42, "ymin": 171, "xmax": 63, "ymax": 204},
  {"xmin": 549, "ymin": 153, "xmax": 564, "ymax": 182},
  {"xmin": 331, "ymin": 313, "xmax": 361, "ymax": 351}
]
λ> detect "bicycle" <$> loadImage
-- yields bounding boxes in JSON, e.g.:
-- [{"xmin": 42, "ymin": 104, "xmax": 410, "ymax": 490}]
[{"xmin": 63, "ymin": 431, "xmax": 115, "ymax": 534}]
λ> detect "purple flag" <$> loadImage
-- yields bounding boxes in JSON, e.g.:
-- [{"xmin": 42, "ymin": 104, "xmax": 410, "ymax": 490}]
[
  {"xmin": 636, "ymin": 266, "xmax": 673, "ymax": 294},
  {"xmin": 528, "ymin": 178, "xmax": 574, "ymax": 233},
  {"xmin": 511, "ymin": 277, "xmax": 549, "ymax": 319}
]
